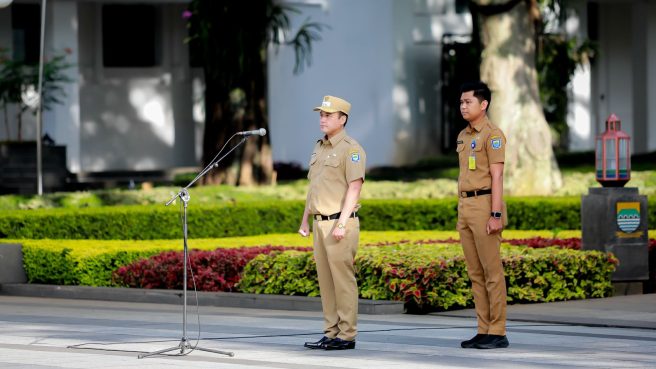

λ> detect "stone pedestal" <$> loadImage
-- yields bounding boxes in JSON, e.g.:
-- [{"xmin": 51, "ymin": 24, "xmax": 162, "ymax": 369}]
[{"xmin": 581, "ymin": 187, "xmax": 649, "ymax": 281}]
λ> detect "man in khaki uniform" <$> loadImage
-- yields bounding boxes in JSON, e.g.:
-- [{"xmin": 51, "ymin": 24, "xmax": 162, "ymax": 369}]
[
  {"xmin": 299, "ymin": 95, "xmax": 366, "ymax": 350},
  {"xmin": 456, "ymin": 82, "xmax": 509, "ymax": 349}
]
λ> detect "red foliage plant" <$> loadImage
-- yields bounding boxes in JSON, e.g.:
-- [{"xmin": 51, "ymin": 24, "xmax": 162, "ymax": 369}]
[
  {"xmin": 503, "ymin": 237, "xmax": 582, "ymax": 249},
  {"xmin": 113, "ymin": 245, "xmax": 311, "ymax": 292}
]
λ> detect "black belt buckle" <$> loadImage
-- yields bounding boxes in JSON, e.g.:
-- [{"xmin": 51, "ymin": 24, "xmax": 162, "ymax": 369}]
[
  {"xmin": 314, "ymin": 212, "xmax": 357, "ymax": 221},
  {"xmin": 461, "ymin": 189, "xmax": 492, "ymax": 198}
]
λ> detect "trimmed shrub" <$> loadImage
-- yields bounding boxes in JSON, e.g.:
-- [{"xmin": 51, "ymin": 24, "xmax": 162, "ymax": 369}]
[
  {"xmin": 113, "ymin": 246, "xmax": 311, "ymax": 291},
  {"xmin": 22, "ymin": 243, "xmax": 160, "ymax": 286},
  {"xmin": 22, "ymin": 246, "xmax": 80, "ymax": 285},
  {"xmin": 5, "ymin": 197, "xmax": 653, "ymax": 240},
  {"xmin": 0, "ymin": 202, "xmax": 303, "ymax": 240},
  {"xmin": 240, "ymin": 243, "xmax": 617, "ymax": 311},
  {"xmin": 238, "ymin": 251, "xmax": 320, "ymax": 296}
]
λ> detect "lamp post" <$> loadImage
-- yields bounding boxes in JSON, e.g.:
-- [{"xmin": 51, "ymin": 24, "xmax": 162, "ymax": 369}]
[
  {"xmin": 582, "ymin": 112, "xmax": 648, "ymax": 283},
  {"xmin": 595, "ymin": 114, "xmax": 631, "ymax": 187}
]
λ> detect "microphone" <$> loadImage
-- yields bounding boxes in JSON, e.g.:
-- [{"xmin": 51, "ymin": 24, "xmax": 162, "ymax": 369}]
[{"xmin": 237, "ymin": 128, "xmax": 266, "ymax": 137}]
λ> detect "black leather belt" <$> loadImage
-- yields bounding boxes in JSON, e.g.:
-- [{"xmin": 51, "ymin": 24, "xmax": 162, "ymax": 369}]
[
  {"xmin": 460, "ymin": 189, "xmax": 492, "ymax": 198},
  {"xmin": 314, "ymin": 212, "xmax": 357, "ymax": 221}
]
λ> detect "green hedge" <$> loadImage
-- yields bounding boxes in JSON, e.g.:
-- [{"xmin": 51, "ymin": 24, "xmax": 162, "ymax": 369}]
[
  {"xmin": 17, "ymin": 238, "xmax": 617, "ymax": 310},
  {"xmin": 1, "ymin": 197, "xmax": 654, "ymax": 240},
  {"xmin": 22, "ymin": 243, "xmax": 163, "ymax": 286},
  {"xmin": 239, "ymin": 244, "xmax": 617, "ymax": 311},
  {"xmin": 0, "ymin": 202, "xmax": 303, "ymax": 240}
]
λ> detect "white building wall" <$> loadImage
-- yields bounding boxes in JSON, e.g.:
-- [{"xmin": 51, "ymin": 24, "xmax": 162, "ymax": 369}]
[
  {"xmin": 565, "ymin": 0, "xmax": 593, "ymax": 152},
  {"xmin": 268, "ymin": 0, "xmax": 469, "ymax": 169},
  {"xmin": 391, "ymin": 0, "xmax": 470, "ymax": 164},
  {"xmin": 44, "ymin": 0, "xmax": 81, "ymax": 172},
  {"xmin": 77, "ymin": 2, "xmax": 197, "ymax": 172},
  {"xmin": 268, "ymin": 0, "xmax": 396, "ymax": 169}
]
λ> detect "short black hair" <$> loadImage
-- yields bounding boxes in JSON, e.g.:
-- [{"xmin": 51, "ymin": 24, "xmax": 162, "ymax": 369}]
[
  {"xmin": 339, "ymin": 112, "xmax": 349, "ymax": 127},
  {"xmin": 460, "ymin": 81, "xmax": 491, "ymax": 110}
]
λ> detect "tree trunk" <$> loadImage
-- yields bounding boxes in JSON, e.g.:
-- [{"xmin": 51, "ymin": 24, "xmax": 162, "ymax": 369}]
[
  {"xmin": 195, "ymin": 0, "xmax": 274, "ymax": 186},
  {"xmin": 475, "ymin": 0, "xmax": 562, "ymax": 195}
]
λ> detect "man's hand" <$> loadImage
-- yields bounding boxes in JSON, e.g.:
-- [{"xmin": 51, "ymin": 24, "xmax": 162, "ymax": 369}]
[
  {"xmin": 486, "ymin": 217, "xmax": 503, "ymax": 235},
  {"xmin": 298, "ymin": 220, "xmax": 310, "ymax": 237},
  {"xmin": 332, "ymin": 225, "xmax": 346, "ymax": 241}
]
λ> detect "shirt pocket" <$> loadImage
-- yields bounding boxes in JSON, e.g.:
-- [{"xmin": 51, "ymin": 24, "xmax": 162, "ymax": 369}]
[{"xmin": 322, "ymin": 155, "xmax": 342, "ymax": 181}]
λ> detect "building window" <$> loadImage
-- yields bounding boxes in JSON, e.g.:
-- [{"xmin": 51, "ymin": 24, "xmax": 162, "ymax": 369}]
[
  {"xmin": 11, "ymin": 4, "xmax": 41, "ymax": 65},
  {"xmin": 455, "ymin": 0, "xmax": 469, "ymax": 14},
  {"xmin": 102, "ymin": 4, "xmax": 161, "ymax": 67}
]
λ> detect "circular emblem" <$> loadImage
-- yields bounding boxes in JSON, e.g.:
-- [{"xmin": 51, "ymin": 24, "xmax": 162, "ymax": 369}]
[{"xmin": 617, "ymin": 208, "xmax": 640, "ymax": 233}]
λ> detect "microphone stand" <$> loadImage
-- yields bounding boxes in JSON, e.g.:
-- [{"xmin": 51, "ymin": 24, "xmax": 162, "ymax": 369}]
[{"xmin": 138, "ymin": 135, "xmax": 250, "ymax": 359}]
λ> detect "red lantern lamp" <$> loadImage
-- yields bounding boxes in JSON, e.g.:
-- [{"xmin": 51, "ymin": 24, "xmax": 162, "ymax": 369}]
[{"xmin": 596, "ymin": 114, "xmax": 630, "ymax": 187}]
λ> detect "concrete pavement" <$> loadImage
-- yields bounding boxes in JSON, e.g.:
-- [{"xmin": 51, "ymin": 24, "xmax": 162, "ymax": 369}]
[{"xmin": 0, "ymin": 292, "xmax": 655, "ymax": 368}]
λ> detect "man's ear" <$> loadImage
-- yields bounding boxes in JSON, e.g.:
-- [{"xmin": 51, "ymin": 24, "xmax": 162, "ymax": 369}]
[{"xmin": 481, "ymin": 100, "xmax": 489, "ymax": 111}]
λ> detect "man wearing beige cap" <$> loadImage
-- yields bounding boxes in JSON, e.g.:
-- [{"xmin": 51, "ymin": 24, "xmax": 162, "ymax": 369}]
[{"xmin": 299, "ymin": 95, "xmax": 366, "ymax": 350}]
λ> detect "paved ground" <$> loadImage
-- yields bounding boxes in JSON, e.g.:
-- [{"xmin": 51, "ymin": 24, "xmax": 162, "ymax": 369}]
[{"xmin": 1, "ymin": 294, "xmax": 655, "ymax": 369}]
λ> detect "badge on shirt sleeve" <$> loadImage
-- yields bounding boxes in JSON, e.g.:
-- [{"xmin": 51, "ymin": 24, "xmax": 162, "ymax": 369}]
[
  {"xmin": 491, "ymin": 136, "xmax": 502, "ymax": 150},
  {"xmin": 350, "ymin": 150, "xmax": 361, "ymax": 163}
]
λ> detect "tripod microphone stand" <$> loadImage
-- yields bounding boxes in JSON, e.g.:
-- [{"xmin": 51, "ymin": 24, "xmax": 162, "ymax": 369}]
[{"xmin": 139, "ymin": 135, "xmax": 252, "ymax": 359}]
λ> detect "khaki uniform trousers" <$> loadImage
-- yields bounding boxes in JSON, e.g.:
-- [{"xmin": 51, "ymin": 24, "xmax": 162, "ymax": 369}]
[
  {"xmin": 313, "ymin": 217, "xmax": 359, "ymax": 341},
  {"xmin": 457, "ymin": 195, "xmax": 507, "ymax": 336}
]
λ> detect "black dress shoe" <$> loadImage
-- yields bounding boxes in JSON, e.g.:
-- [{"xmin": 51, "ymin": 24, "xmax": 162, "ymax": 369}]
[
  {"xmin": 460, "ymin": 333, "xmax": 488, "ymax": 348},
  {"xmin": 304, "ymin": 336, "xmax": 333, "ymax": 349},
  {"xmin": 474, "ymin": 334, "xmax": 509, "ymax": 349},
  {"xmin": 323, "ymin": 337, "xmax": 356, "ymax": 350}
]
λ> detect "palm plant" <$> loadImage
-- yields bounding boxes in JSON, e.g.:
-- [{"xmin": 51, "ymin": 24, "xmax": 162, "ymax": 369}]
[
  {"xmin": 0, "ymin": 48, "xmax": 72, "ymax": 142},
  {"xmin": 185, "ymin": 0, "xmax": 324, "ymax": 185}
]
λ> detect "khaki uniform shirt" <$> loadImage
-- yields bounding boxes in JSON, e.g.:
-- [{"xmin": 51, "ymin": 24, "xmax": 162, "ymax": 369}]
[
  {"xmin": 307, "ymin": 129, "xmax": 366, "ymax": 215},
  {"xmin": 456, "ymin": 117, "xmax": 506, "ymax": 193}
]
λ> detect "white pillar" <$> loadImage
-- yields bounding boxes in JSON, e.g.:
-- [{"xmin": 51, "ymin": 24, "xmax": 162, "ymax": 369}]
[
  {"xmin": 565, "ymin": 0, "xmax": 593, "ymax": 151},
  {"xmin": 44, "ymin": 1, "xmax": 81, "ymax": 172}
]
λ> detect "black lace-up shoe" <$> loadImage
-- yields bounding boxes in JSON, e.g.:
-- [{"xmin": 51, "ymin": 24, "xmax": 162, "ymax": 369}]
[
  {"xmin": 304, "ymin": 336, "xmax": 333, "ymax": 349},
  {"xmin": 323, "ymin": 337, "xmax": 356, "ymax": 350},
  {"xmin": 460, "ymin": 334, "xmax": 488, "ymax": 348},
  {"xmin": 474, "ymin": 334, "xmax": 509, "ymax": 349}
]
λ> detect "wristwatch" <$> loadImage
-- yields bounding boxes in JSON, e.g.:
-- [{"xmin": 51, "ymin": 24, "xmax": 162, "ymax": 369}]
[
  {"xmin": 491, "ymin": 212, "xmax": 502, "ymax": 219},
  {"xmin": 337, "ymin": 223, "xmax": 345, "ymax": 229}
]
